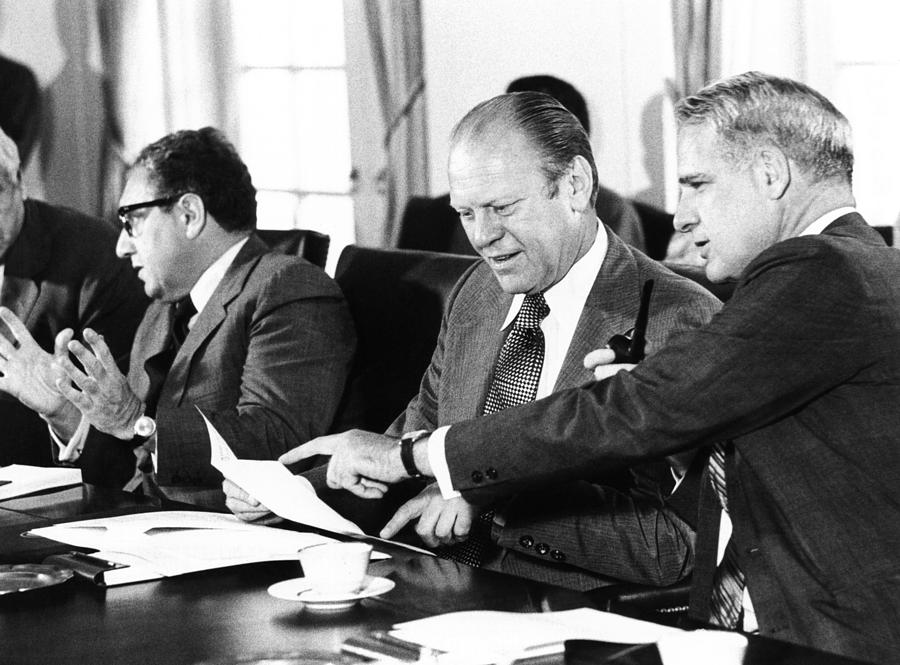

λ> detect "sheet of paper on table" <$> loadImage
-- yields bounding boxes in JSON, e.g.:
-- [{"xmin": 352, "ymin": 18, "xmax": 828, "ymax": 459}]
[
  {"xmin": 0, "ymin": 465, "xmax": 82, "ymax": 501},
  {"xmin": 390, "ymin": 607, "xmax": 687, "ymax": 664},
  {"xmin": 202, "ymin": 409, "xmax": 435, "ymax": 556},
  {"xmin": 29, "ymin": 510, "xmax": 388, "ymax": 585}
]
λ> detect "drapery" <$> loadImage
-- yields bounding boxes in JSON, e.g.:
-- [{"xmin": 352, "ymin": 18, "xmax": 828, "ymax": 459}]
[
  {"xmin": 96, "ymin": 0, "xmax": 236, "ymax": 217},
  {"xmin": 363, "ymin": 0, "xmax": 429, "ymax": 247},
  {"xmin": 671, "ymin": 0, "xmax": 721, "ymax": 100}
]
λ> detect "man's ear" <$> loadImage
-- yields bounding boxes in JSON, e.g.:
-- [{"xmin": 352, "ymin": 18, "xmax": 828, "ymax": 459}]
[
  {"xmin": 567, "ymin": 155, "xmax": 593, "ymax": 212},
  {"xmin": 179, "ymin": 193, "xmax": 207, "ymax": 239},
  {"xmin": 755, "ymin": 145, "xmax": 791, "ymax": 199}
]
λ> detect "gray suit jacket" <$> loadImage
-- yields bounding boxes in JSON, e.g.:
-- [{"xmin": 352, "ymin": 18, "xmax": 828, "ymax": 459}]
[
  {"xmin": 389, "ymin": 228, "xmax": 721, "ymax": 589},
  {"xmin": 80, "ymin": 235, "xmax": 356, "ymax": 491},
  {"xmin": 443, "ymin": 214, "xmax": 900, "ymax": 663}
]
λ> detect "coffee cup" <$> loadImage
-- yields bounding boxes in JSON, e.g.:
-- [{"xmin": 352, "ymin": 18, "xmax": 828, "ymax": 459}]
[{"xmin": 299, "ymin": 541, "xmax": 373, "ymax": 595}]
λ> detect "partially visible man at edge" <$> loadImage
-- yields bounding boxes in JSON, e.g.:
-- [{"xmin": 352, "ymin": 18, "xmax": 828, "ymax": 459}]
[
  {"xmin": 0, "ymin": 126, "xmax": 147, "ymax": 467},
  {"xmin": 227, "ymin": 92, "xmax": 722, "ymax": 591},
  {"xmin": 6, "ymin": 127, "xmax": 356, "ymax": 504},
  {"xmin": 290, "ymin": 72, "xmax": 900, "ymax": 663}
]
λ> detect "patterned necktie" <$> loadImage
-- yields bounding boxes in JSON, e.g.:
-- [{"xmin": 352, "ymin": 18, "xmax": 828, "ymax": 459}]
[
  {"xmin": 707, "ymin": 441, "xmax": 746, "ymax": 629},
  {"xmin": 439, "ymin": 293, "xmax": 550, "ymax": 566}
]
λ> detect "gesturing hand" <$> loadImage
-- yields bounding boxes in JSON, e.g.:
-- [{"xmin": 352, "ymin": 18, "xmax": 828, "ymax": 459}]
[
  {"xmin": 0, "ymin": 307, "xmax": 70, "ymax": 417},
  {"xmin": 380, "ymin": 483, "xmax": 476, "ymax": 547},
  {"xmin": 279, "ymin": 429, "xmax": 402, "ymax": 499},
  {"xmin": 52, "ymin": 328, "xmax": 142, "ymax": 440}
]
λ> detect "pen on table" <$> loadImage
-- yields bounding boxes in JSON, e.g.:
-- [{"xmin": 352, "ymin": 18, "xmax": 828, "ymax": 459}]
[{"xmin": 370, "ymin": 631, "xmax": 428, "ymax": 655}]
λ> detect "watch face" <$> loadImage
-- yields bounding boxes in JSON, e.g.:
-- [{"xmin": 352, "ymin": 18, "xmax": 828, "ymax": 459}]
[{"xmin": 134, "ymin": 416, "xmax": 156, "ymax": 438}]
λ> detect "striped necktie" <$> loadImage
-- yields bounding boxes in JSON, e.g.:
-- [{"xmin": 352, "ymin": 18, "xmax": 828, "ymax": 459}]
[
  {"xmin": 438, "ymin": 292, "xmax": 550, "ymax": 566},
  {"xmin": 707, "ymin": 442, "xmax": 746, "ymax": 629}
]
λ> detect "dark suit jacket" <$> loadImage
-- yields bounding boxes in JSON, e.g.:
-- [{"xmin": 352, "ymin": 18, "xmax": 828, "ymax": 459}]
[
  {"xmin": 387, "ymin": 227, "xmax": 721, "ymax": 589},
  {"xmin": 442, "ymin": 214, "xmax": 900, "ymax": 663},
  {"xmin": 0, "ymin": 199, "xmax": 148, "ymax": 466},
  {"xmin": 79, "ymin": 235, "xmax": 356, "ymax": 492},
  {"xmin": 398, "ymin": 185, "xmax": 646, "ymax": 256}
]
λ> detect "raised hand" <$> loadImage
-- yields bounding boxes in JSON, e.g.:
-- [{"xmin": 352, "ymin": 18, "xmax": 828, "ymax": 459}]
[{"xmin": 52, "ymin": 328, "xmax": 142, "ymax": 440}]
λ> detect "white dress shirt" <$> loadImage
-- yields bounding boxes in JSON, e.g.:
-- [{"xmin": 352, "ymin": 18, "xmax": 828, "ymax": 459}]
[{"xmin": 429, "ymin": 224, "xmax": 608, "ymax": 498}]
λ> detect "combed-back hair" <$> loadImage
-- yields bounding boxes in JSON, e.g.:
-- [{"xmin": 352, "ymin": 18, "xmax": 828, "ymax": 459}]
[
  {"xmin": 132, "ymin": 127, "xmax": 257, "ymax": 231},
  {"xmin": 451, "ymin": 91, "xmax": 599, "ymax": 206},
  {"xmin": 675, "ymin": 71, "xmax": 853, "ymax": 183},
  {"xmin": 506, "ymin": 74, "xmax": 591, "ymax": 134}
]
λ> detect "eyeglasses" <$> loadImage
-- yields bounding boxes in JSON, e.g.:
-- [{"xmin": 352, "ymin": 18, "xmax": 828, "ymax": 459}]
[{"xmin": 117, "ymin": 194, "xmax": 183, "ymax": 237}]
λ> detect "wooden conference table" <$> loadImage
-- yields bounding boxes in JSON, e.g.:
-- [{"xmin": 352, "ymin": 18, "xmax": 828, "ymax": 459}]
[{"xmin": 0, "ymin": 485, "xmax": 871, "ymax": 665}]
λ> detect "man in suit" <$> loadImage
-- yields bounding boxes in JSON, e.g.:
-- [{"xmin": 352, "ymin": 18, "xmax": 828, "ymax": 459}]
[
  {"xmin": 228, "ymin": 93, "xmax": 721, "ymax": 590},
  {"xmin": 398, "ymin": 75, "xmax": 646, "ymax": 255},
  {"xmin": 0, "ymin": 127, "xmax": 147, "ymax": 467},
  {"xmin": 298, "ymin": 72, "xmax": 900, "ymax": 662},
  {"xmin": 42, "ymin": 127, "xmax": 355, "ymax": 501}
]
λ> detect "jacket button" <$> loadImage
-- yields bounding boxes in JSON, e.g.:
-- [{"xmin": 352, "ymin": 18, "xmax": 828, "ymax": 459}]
[
  {"xmin": 550, "ymin": 549, "xmax": 565, "ymax": 562},
  {"xmin": 518, "ymin": 535, "xmax": 534, "ymax": 549},
  {"xmin": 471, "ymin": 470, "xmax": 484, "ymax": 483},
  {"xmin": 485, "ymin": 467, "xmax": 498, "ymax": 480},
  {"xmin": 535, "ymin": 542, "xmax": 550, "ymax": 556}
]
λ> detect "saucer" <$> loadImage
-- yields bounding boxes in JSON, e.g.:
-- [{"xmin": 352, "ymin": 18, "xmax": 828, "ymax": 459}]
[{"xmin": 267, "ymin": 575, "xmax": 395, "ymax": 611}]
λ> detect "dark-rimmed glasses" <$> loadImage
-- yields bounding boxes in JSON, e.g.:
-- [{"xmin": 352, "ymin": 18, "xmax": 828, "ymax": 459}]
[{"xmin": 117, "ymin": 195, "xmax": 182, "ymax": 237}]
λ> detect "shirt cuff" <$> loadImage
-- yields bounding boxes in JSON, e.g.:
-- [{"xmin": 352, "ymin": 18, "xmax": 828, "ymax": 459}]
[
  {"xmin": 427, "ymin": 425, "xmax": 460, "ymax": 499},
  {"xmin": 50, "ymin": 415, "xmax": 91, "ymax": 463}
]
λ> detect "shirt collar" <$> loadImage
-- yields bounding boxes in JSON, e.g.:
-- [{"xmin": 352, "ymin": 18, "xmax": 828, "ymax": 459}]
[
  {"xmin": 189, "ymin": 237, "xmax": 249, "ymax": 315},
  {"xmin": 798, "ymin": 207, "xmax": 857, "ymax": 236},
  {"xmin": 501, "ymin": 222, "xmax": 607, "ymax": 330}
]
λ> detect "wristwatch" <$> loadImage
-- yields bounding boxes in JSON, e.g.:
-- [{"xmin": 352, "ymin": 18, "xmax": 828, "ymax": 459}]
[
  {"xmin": 398, "ymin": 429, "xmax": 430, "ymax": 478},
  {"xmin": 133, "ymin": 415, "xmax": 157, "ymax": 441}
]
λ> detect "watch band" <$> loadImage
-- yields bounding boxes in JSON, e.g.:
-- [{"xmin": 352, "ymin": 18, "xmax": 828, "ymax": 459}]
[{"xmin": 399, "ymin": 430, "xmax": 430, "ymax": 478}]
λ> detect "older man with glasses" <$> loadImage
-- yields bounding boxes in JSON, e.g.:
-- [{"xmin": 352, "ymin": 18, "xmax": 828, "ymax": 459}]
[
  {"xmin": 6, "ymin": 127, "xmax": 356, "ymax": 504},
  {"xmin": 0, "ymin": 126, "xmax": 147, "ymax": 469}
]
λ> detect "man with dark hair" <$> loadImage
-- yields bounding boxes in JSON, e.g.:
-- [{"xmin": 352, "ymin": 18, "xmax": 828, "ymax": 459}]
[
  {"xmin": 45, "ymin": 127, "xmax": 355, "ymax": 502},
  {"xmin": 227, "ymin": 93, "xmax": 721, "ymax": 591},
  {"xmin": 0, "ymin": 127, "xmax": 146, "ymax": 467},
  {"xmin": 298, "ymin": 73, "xmax": 900, "ymax": 663},
  {"xmin": 399, "ymin": 74, "xmax": 646, "ymax": 254},
  {"xmin": 0, "ymin": 53, "xmax": 41, "ymax": 167}
]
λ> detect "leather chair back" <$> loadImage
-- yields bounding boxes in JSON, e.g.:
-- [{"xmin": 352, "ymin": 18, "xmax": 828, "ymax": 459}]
[
  {"xmin": 332, "ymin": 246, "xmax": 479, "ymax": 432},
  {"xmin": 257, "ymin": 229, "xmax": 330, "ymax": 269}
]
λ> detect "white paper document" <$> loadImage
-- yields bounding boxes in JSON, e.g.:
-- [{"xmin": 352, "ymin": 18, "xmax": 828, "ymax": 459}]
[
  {"xmin": 390, "ymin": 608, "xmax": 685, "ymax": 664},
  {"xmin": 29, "ymin": 510, "xmax": 341, "ymax": 582},
  {"xmin": 203, "ymin": 410, "xmax": 363, "ymax": 535},
  {"xmin": 0, "ymin": 464, "xmax": 82, "ymax": 501}
]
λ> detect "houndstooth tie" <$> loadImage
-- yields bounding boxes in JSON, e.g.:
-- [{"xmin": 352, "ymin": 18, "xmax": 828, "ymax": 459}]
[
  {"xmin": 438, "ymin": 293, "xmax": 550, "ymax": 566},
  {"xmin": 708, "ymin": 442, "xmax": 746, "ymax": 629}
]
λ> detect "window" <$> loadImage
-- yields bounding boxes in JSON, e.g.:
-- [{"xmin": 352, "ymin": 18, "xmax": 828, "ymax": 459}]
[{"xmin": 232, "ymin": 0, "xmax": 354, "ymax": 274}]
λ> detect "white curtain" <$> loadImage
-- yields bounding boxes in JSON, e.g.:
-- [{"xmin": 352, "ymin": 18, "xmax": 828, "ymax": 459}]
[
  {"xmin": 97, "ymin": 0, "xmax": 236, "ymax": 216},
  {"xmin": 361, "ymin": 0, "xmax": 429, "ymax": 247}
]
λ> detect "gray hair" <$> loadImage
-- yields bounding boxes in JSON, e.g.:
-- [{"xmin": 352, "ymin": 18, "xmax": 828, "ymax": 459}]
[
  {"xmin": 675, "ymin": 71, "xmax": 853, "ymax": 183},
  {"xmin": 450, "ymin": 92, "xmax": 599, "ymax": 206}
]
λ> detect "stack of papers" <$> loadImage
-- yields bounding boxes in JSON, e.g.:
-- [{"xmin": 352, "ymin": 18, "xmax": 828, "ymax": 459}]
[
  {"xmin": 30, "ymin": 510, "xmax": 388, "ymax": 585},
  {"xmin": 0, "ymin": 465, "xmax": 82, "ymax": 501},
  {"xmin": 390, "ymin": 608, "xmax": 685, "ymax": 664}
]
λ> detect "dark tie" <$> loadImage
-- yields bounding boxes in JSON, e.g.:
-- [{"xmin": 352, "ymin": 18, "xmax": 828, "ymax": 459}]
[
  {"xmin": 439, "ymin": 293, "xmax": 550, "ymax": 566},
  {"xmin": 707, "ymin": 441, "xmax": 746, "ymax": 629},
  {"xmin": 125, "ymin": 296, "xmax": 196, "ymax": 496}
]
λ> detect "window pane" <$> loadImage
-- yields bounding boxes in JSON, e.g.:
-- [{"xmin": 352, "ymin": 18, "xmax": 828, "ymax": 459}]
[
  {"xmin": 238, "ymin": 69, "xmax": 299, "ymax": 190},
  {"xmin": 294, "ymin": 70, "xmax": 352, "ymax": 193},
  {"xmin": 290, "ymin": 0, "xmax": 346, "ymax": 67},
  {"xmin": 233, "ymin": 0, "xmax": 293, "ymax": 67},
  {"xmin": 256, "ymin": 190, "xmax": 300, "ymax": 230}
]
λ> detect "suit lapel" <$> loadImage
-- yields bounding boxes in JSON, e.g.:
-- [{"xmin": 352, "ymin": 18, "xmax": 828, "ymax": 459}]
[
  {"xmin": 129, "ymin": 302, "xmax": 175, "ymax": 402},
  {"xmin": 555, "ymin": 230, "xmax": 643, "ymax": 390},
  {"xmin": 162, "ymin": 236, "xmax": 266, "ymax": 406},
  {"xmin": 444, "ymin": 268, "xmax": 510, "ymax": 422}
]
